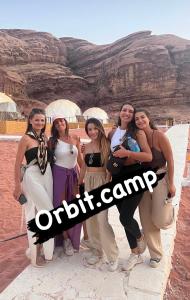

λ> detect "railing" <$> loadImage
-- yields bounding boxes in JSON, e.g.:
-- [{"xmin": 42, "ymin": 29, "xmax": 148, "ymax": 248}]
[
  {"xmin": 0, "ymin": 120, "xmax": 115, "ymax": 135},
  {"xmin": 0, "ymin": 111, "xmax": 24, "ymax": 121}
]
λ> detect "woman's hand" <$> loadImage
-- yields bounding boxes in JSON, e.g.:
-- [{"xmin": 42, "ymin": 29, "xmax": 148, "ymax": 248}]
[
  {"xmin": 113, "ymin": 146, "xmax": 130, "ymax": 158},
  {"xmin": 13, "ymin": 184, "xmax": 22, "ymax": 201},
  {"xmin": 78, "ymin": 180, "xmax": 84, "ymax": 186},
  {"xmin": 168, "ymin": 183, "xmax": 176, "ymax": 198},
  {"xmin": 79, "ymin": 183, "xmax": 85, "ymax": 195}
]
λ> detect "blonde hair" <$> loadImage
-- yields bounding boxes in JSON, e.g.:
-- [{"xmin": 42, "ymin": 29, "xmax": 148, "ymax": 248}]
[{"xmin": 85, "ymin": 118, "xmax": 110, "ymax": 165}]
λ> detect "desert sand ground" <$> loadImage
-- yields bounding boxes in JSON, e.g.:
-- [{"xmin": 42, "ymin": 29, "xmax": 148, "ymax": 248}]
[
  {"xmin": 164, "ymin": 129, "xmax": 190, "ymax": 300},
  {"xmin": 0, "ymin": 128, "xmax": 189, "ymax": 299}
]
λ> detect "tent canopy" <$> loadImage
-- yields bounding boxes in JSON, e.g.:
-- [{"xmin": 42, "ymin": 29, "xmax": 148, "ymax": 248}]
[
  {"xmin": 83, "ymin": 107, "xmax": 109, "ymax": 124},
  {"xmin": 46, "ymin": 99, "xmax": 81, "ymax": 122},
  {"xmin": 0, "ymin": 92, "xmax": 17, "ymax": 112}
]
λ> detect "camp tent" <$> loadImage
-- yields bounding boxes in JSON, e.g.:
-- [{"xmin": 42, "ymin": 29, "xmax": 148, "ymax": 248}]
[
  {"xmin": 83, "ymin": 107, "xmax": 109, "ymax": 124},
  {"xmin": 0, "ymin": 92, "xmax": 17, "ymax": 112},
  {"xmin": 45, "ymin": 99, "xmax": 81, "ymax": 122}
]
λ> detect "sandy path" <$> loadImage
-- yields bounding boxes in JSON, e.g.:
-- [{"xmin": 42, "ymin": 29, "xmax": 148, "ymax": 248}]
[
  {"xmin": 164, "ymin": 130, "xmax": 190, "ymax": 300},
  {"xmin": 0, "ymin": 141, "xmax": 29, "ymax": 293},
  {"xmin": 1, "ymin": 127, "xmax": 189, "ymax": 296}
]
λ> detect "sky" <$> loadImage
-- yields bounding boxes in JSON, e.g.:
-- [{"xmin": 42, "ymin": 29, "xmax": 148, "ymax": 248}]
[{"xmin": 1, "ymin": 0, "xmax": 190, "ymax": 45}]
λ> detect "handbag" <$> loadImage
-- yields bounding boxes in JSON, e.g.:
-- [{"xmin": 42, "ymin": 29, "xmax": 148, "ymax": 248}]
[
  {"xmin": 153, "ymin": 170, "xmax": 176, "ymax": 230},
  {"xmin": 160, "ymin": 200, "xmax": 176, "ymax": 230},
  {"xmin": 107, "ymin": 148, "xmax": 126, "ymax": 175},
  {"xmin": 20, "ymin": 159, "xmax": 37, "ymax": 182},
  {"xmin": 107, "ymin": 134, "xmax": 129, "ymax": 175},
  {"xmin": 107, "ymin": 132, "xmax": 141, "ymax": 175}
]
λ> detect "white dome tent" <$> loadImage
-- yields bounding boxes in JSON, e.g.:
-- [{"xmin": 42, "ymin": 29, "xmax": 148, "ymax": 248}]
[
  {"xmin": 0, "ymin": 92, "xmax": 17, "ymax": 112},
  {"xmin": 45, "ymin": 99, "xmax": 81, "ymax": 122},
  {"xmin": 83, "ymin": 107, "xmax": 109, "ymax": 124}
]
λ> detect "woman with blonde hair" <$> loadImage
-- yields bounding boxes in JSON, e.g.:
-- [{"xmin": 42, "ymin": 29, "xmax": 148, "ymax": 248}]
[
  {"xmin": 13, "ymin": 108, "xmax": 54, "ymax": 267},
  {"xmin": 79, "ymin": 118, "xmax": 119, "ymax": 271}
]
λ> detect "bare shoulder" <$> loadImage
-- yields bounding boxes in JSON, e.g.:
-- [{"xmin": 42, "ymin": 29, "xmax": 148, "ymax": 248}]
[
  {"xmin": 20, "ymin": 134, "xmax": 30, "ymax": 144},
  {"xmin": 156, "ymin": 130, "xmax": 167, "ymax": 141},
  {"xmin": 17, "ymin": 135, "xmax": 29, "ymax": 152},
  {"xmin": 154, "ymin": 130, "xmax": 170, "ymax": 150},
  {"xmin": 136, "ymin": 129, "xmax": 146, "ymax": 137}
]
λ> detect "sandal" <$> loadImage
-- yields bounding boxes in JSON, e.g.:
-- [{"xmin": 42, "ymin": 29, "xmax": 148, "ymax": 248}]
[{"xmin": 31, "ymin": 256, "xmax": 46, "ymax": 268}]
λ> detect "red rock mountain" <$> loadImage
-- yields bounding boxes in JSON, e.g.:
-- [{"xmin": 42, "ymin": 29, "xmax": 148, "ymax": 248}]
[{"xmin": 0, "ymin": 29, "xmax": 190, "ymax": 120}]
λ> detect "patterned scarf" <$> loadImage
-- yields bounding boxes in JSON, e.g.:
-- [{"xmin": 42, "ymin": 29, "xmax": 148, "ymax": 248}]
[{"xmin": 26, "ymin": 129, "xmax": 48, "ymax": 175}]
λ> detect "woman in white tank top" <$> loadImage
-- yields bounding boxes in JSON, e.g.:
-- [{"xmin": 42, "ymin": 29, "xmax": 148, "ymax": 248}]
[{"xmin": 49, "ymin": 115, "xmax": 83, "ymax": 256}]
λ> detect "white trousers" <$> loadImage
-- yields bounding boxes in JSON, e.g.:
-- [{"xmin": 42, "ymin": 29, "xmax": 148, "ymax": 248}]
[{"xmin": 22, "ymin": 164, "xmax": 54, "ymax": 264}]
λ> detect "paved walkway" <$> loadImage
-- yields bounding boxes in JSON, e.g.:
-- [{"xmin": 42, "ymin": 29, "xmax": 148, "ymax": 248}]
[{"xmin": 0, "ymin": 125, "xmax": 189, "ymax": 300}]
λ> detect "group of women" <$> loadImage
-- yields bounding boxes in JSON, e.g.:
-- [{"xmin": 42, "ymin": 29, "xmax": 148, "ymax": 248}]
[{"xmin": 13, "ymin": 103, "xmax": 176, "ymax": 272}]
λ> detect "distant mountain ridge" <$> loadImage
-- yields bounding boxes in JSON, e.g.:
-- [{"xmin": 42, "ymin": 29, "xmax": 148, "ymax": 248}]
[{"xmin": 0, "ymin": 29, "xmax": 190, "ymax": 121}]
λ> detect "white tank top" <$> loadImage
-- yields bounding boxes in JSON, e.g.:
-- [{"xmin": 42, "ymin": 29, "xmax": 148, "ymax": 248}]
[
  {"xmin": 54, "ymin": 140, "xmax": 78, "ymax": 169},
  {"xmin": 110, "ymin": 127, "xmax": 126, "ymax": 151}
]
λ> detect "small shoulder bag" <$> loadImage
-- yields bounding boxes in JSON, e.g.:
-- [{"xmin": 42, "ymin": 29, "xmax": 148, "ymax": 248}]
[{"xmin": 106, "ymin": 134, "xmax": 129, "ymax": 175}]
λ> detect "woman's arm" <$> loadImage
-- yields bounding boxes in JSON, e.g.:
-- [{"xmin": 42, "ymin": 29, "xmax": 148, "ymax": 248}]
[
  {"xmin": 47, "ymin": 136, "xmax": 52, "ymax": 149},
  {"xmin": 78, "ymin": 160, "xmax": 87, "ymax": 185},
  {"xmin": 13, "ymin": 135, "xmax": 28, "ymax": 200},
  {"xmin": 106, "ymin": 170, "xmax": 112, "ymax": 182},
  {"xmin": 107, "ymin": 129, "xmax": 116, "ymax": 142},
  {"xmin": 113, "ymin": 130, "xmax": 152, "ymax": 162},
  {"xmin": 158, "ymin": 132, "xmax": 176, "ymax": 197},
  {"xmin": 76, "ymin": 136, "xmax": 83, "ymax": 169},
  {"xmin": 78, "ymin": 143, "xmax": 87, "ymax": 185}
]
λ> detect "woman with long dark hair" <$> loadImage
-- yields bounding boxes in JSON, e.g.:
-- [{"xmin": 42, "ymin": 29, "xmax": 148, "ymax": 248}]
[
  {"xmin": 49, "ymin": 115, "xmax": 83, "ymax": 255},
  {"xmin": 134, "ymin": 109, "xmax": 176, "ymax": 268},
  {"xmin": 109, "ymin": 103, "xmax": 152, "ymax": 271},
  {"xmin": 79, "ymin": 118, "xmax": 119, "ymax": 271},
  {"xmin": 13, "ymin": 108, "xmax": 54, "ymax": 267}
]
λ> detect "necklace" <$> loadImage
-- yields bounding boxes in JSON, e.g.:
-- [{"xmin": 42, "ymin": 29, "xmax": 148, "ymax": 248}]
[
  {"xmin": 88, "ymin": 153, "xmax": 94, "ymax": 165},
  {"xmin": 88, "ymin": 144, "xmax": 98, "ymax": 165},
  {"xmin": 70, "ymin": 143, "xmax": 74, "ymax": 154}
]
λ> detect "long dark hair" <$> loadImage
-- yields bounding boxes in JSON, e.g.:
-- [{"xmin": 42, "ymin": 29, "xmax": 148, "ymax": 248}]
[
  {"xmin": 85, "ymin": 118, "xmax": 110, "ymax": 165},
  {"xmin": 49, "ymin": 118, "xmax": 69, "ymax": 151},
  {"xmin": 135, "ymin": 109, "xmax": 157, "ymax": 130},
  {"xmin": 25, "ymin": 108, "xmax": 46, "ymax": 134},
  {"xmin": 118, "ymin": 103, "xmax": 138, "ymax": 138}
]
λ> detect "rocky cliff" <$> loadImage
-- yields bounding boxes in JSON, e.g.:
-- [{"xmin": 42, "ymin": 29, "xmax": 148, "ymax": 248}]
[{"xmin": 0, "ymin": 29, "xmax": 190, "ymax": 121}]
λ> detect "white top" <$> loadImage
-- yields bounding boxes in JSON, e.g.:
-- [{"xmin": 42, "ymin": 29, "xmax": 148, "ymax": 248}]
[
  {"xmin": 54, "ymin": 140, "xmax": 78, "ymax": 169},
  {"xmin": 110, "ymin": 127, "xmax": 126, "ymax": 151}
]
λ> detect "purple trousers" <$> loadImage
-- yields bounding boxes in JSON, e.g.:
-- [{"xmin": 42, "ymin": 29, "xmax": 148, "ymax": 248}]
[{"xmin": 52, "ymin": 164, "xmax": 82, "ymax": 250}]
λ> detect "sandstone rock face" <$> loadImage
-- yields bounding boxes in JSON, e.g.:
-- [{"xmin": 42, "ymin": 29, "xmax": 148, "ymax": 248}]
[
  {"xmin": 0, "ymin": 29, "xmax": 94, "ymax": 111},
  {"xmin": 0, "ymin": 29, "xmax": 190, "ymax": 121}
]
